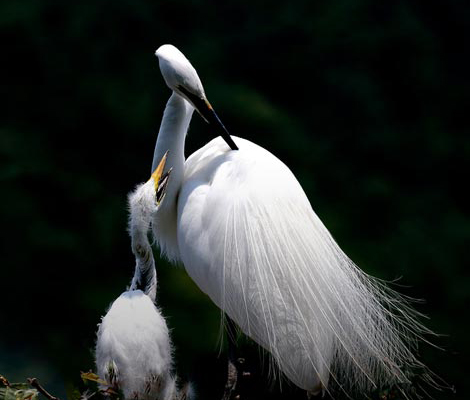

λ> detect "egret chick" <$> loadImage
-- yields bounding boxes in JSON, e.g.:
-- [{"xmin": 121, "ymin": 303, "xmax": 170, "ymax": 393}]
[{"xmin": 95, "ymin": 154, "xmax": 190, "ymax": 400}]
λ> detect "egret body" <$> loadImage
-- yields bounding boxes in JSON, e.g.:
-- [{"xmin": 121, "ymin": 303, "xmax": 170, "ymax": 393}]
[{"xmin": 151, "ymin": 44, "xmax": 433, "ymax": 396}]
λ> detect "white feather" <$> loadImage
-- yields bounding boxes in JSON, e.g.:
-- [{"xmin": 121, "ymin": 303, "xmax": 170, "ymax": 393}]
[
  {"xmin": 177, "ymin": 137, "xmax": 433, "ymax": 395},
  {"xmin": 95, "ymin": 290, "xmax": 174, "ymax": 399}
]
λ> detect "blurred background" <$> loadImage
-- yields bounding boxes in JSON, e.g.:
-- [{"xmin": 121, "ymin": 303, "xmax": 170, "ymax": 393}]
[{"xmin": 0, "ymin": 0, "xmax": 468, "ymax": 399}]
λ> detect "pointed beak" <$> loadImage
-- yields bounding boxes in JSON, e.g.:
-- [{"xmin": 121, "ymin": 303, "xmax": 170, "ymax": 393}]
[
  {"xmin": 198, "ymin": 100, "xmax": 239, "ymax": 151},
  {"xmin": 176, "ymin": 85, "xmax": 239, "ymax": 151},
  {"xmin": 150, "ymin": 150, "xmax": 172, "ymax": 205}
]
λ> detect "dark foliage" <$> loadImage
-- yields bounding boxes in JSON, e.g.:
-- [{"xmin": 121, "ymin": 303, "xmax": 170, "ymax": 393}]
[{"xmin": 0, "ymin": 1, "xmax": 468, "ymax": 399}]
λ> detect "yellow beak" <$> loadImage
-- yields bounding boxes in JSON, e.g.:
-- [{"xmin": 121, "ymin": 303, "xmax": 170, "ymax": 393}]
[
  {"xmin": 150, "ymin": 150, "xmax": 172, "ymax": 205},
  {"xmin": 150, "ymin": 150, "xmax": 169, "ymax": 188}
]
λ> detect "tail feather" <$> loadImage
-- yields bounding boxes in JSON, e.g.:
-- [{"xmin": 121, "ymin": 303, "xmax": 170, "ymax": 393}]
[{"xmin": 220, "ymin": 194, "xmax": 437, "ymax": 395}]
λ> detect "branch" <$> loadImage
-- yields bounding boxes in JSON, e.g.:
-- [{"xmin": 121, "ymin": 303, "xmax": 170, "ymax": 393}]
[{"xmin": 27, "ymin": 378, "xmax": 61, "ymax": 400}]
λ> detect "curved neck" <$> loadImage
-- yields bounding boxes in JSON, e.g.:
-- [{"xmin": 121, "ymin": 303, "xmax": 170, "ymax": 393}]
[
  {"xmin": 150, "ymin": 92, "xmax": 194, "ymax": 262},
  {"xmin": 151, "ymin": 92, "xmax": 194, "ymax": 202},
  {"xmin": 128, "ymin": 180, "xmax": 158, "ymax": 301}
]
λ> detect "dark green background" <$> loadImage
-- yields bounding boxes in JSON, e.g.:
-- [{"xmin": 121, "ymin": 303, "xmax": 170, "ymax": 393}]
[{"xmin": 1, "ymin": 1, "xmax": 468, "ymax": 399}]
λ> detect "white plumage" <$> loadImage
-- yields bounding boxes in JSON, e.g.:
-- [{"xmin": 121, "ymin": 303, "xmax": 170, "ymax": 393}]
[
  {"xmin": 95, "ymin": 161, "xmax": 191, "ymax": 400},
  {"xmin": 151, "ymin": 44, "xmax": 435, "ymax": 397},
  {"xmin": 95, "ymin": 289, "xmax": 175, "ymax": 400}
]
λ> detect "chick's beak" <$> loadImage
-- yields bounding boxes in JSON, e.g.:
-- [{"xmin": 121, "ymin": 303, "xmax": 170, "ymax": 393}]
[
  {"xmin": 176, "ymin": 85, "xmax": 239, "ymax": 151},
  {"xmin": 150, "ymin": 150, "xmax": 172, "ymax": 205}
]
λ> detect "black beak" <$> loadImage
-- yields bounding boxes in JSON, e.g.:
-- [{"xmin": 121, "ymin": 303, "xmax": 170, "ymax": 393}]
[
  {"xmin": 177, "ymin": 85, "xmax": 239, "ymax": 151},
  {"xmin": 156, "ymin": 168, "xmax": 171, "ymax": 204}
]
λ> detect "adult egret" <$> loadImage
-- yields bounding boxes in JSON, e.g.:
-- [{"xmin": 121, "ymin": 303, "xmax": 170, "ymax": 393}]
[
  {"xmin": 151, "ymin": 44, "xmax": 435, "ymax": 396},
  {"xmin": 95, "ymin": 154, "xmax": 191, "ymax": 400}
]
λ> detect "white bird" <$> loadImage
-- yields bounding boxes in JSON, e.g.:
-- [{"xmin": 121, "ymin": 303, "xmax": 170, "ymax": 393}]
[
  {"xmin": 151, "ymin": 44, "xmax": 435, "ymax": 397},
  {"xmin": 95, "ymin": 155, "xmax": 191, "ymax": 400}
]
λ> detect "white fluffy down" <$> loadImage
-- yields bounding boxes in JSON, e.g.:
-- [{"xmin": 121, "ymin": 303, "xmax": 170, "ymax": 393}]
[
  {"xmin": 128, "ymin": 180, "xmax": 160, "ymax": 301},
  {"xmin": 95, "ymin": 290, "xmax": 175, "ymax": 400}
]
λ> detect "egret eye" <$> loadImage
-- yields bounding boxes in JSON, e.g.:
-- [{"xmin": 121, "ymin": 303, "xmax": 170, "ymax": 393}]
[
  {"xmin": 176, "ymin": 85, "xmax": 206, "ymax": 113},
  {"xmin": 174, "ymin": 84, "xmax": 238, "ymax": 151}
]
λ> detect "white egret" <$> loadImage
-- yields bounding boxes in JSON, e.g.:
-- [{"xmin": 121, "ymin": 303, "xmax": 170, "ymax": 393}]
[
  {"xmin": 95, "ymin": 154, "xmax": 191, "ymax": 400},
  {"xmin": 151, "ymin": 44, "xmax": 435, "ymax": 397}
]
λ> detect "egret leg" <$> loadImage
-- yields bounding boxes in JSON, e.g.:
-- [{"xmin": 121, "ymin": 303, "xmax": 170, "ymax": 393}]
[
  {"xmin": 222, "ymin": 315, "xmax": 247, "ymax": 400},
  {"xmin": 221, "ymin": 316, "xmax": 253, "ymax": 400}
]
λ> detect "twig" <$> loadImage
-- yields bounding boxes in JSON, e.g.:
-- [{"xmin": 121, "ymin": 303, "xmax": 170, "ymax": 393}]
[
  {"xmin": 0, "ymin": 375, "xmax": 10, "ymax": 387},
  {"xmin": 27, "ymin": 378, "xmax": 61, "ymax": 400}
]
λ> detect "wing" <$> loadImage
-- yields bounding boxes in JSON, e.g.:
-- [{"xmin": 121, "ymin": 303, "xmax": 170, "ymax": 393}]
[{"xmin": 178, "ymin": 137, "xmax": 432, "ymax": 394}]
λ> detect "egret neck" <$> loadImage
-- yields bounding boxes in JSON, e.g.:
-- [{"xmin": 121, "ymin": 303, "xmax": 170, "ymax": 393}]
[{"xmin": 151, "ymin": 92, "xmax": 194, "ymax": 261}]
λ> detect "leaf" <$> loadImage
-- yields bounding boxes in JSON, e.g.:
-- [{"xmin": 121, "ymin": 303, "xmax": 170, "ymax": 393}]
[
  {"xmin": 0, "ymin": 385, "xmax": 38, "ymax": 400},
  {"xmin": 80, "ymin": 372, "xmax": 107, "ymax": 386},
  {"xmin": 64, "ymin": 382, "xmax": 81, "ymax": 400}
]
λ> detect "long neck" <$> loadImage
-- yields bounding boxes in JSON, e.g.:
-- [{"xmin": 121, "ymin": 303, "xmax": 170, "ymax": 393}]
[
  {"xmin": 151, "ymin": 92, "xmax": 194, "ymax": 262},
  {"xmin": 151, "ymin": 92, "xmax": 194, "ymax": 201},
  {"xmin": 128, "ymin": 180, "xmax": 158, "ymax": 301}
]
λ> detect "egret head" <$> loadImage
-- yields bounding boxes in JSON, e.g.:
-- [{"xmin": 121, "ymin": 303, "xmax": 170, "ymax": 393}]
[
  {"xmin": 156, "ymin": 44, "xmax": 238, "ymax": 150},
  {"xmin": 156, "ymin": 44, "xmax": 205, "ymax": 101}
]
